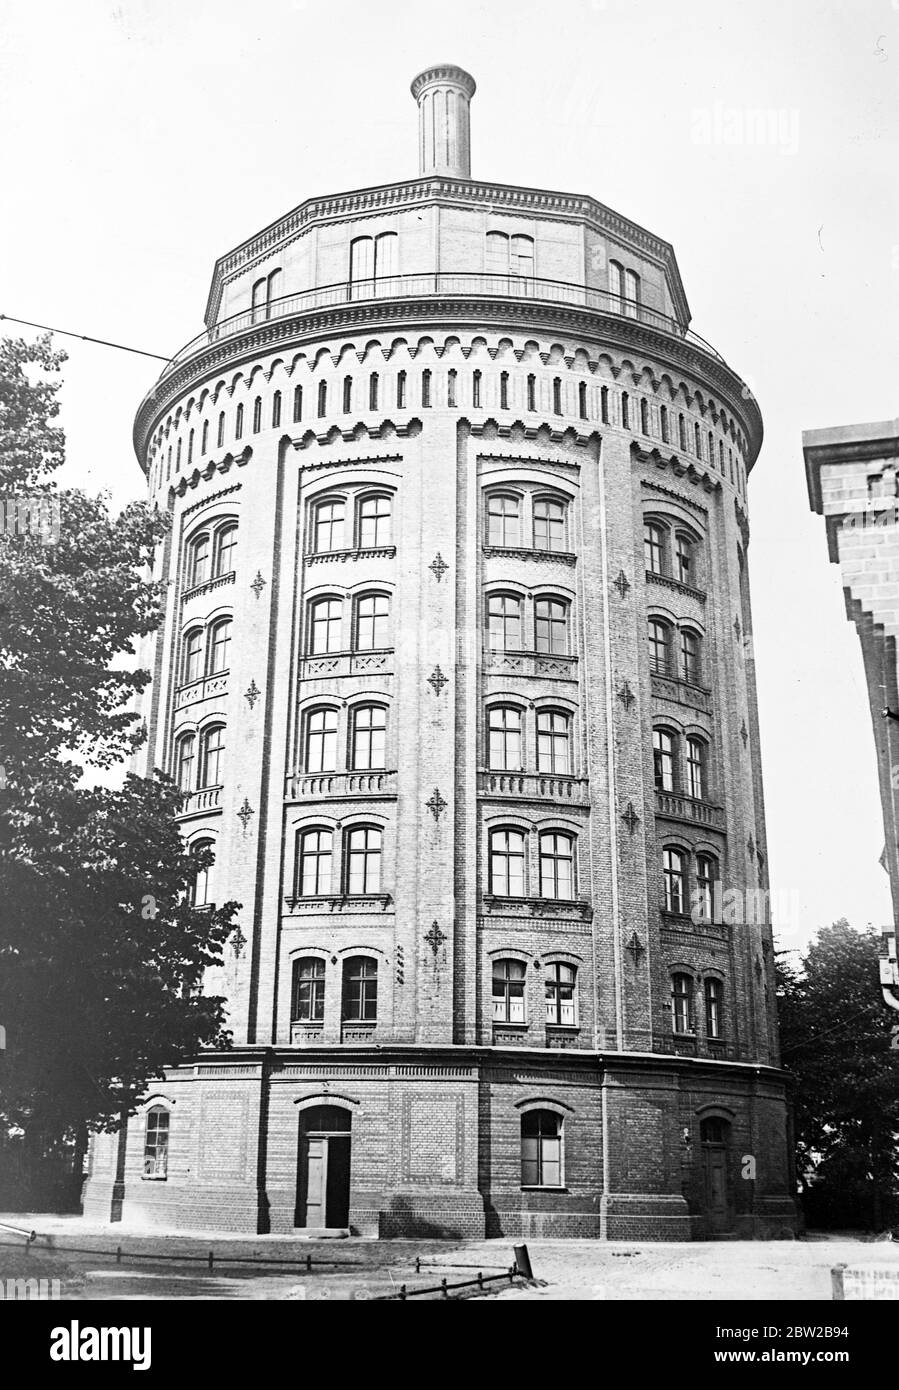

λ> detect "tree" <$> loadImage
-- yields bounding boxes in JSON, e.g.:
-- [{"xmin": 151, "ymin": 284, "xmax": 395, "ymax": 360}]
[
  {"xmin": 777, "ymin": 920, "xmax": 899, "ymax": 1230},
  {"xmin": 0, "ymin": 336, "xmax": 239, "ymax": 1204}
]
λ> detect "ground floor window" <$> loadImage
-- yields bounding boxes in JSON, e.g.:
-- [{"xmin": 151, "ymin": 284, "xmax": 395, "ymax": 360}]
[
  {"xmin": 144, "ymin": 1107, "xmax": 169, "ymax": 1178},
  {"xmin": 521, "ymin": 1109, "xmax": 562, "ymax": 1187}
]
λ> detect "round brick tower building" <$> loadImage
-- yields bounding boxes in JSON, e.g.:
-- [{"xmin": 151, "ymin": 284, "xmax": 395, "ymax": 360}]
[{"xmin": 83, "ymin": 66, "xmax": 796, "ymax": 1239}]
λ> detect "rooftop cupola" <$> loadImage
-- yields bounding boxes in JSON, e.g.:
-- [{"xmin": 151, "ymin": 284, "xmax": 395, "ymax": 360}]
[{"xmin": 411, "ymin": 64, "xmax": 476, "ymax": 179}]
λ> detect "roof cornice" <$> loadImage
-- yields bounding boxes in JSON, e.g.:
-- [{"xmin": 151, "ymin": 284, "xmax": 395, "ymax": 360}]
[
  {"xmin": 803, "ymin": 417, "xmax": 899, "ymax": 513},
  {"xmin": 203, "ymin": 176, "xmax": 691, "ymax": 328}
]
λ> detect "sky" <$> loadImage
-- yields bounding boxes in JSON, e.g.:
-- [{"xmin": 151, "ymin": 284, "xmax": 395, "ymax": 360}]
[{"xmin": 1, "ymin": 0, "xmax": 897, "ymax": 955}]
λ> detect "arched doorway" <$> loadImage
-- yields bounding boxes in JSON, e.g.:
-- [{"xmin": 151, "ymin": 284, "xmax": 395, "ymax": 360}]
[
  {"xmin": 295, "ymin": 1105, "xmax": 352, "ymax": 1230},
  {"xmin": 700, "ymin": 1116, "xmax": 734, "ymax": 1233}
]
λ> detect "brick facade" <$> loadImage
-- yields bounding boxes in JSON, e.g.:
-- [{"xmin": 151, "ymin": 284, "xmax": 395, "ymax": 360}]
[{"xmin": 82, "ymin": 67, "xmax": 796, "ymax": 1240}]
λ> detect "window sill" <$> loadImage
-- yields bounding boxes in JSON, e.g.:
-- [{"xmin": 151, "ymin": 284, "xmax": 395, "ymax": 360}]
[
  {"xmin": 483, "ymin": 544, "xmax": 576, "ymax": 565},
  {"xmin": 181, "ymin": 571, "xmax": 236, "ymax": 602},
  {"xmin": 284, "ymin": 893, "xmax": 392, "ymax": 912},
  {"xmin": 645, "ymin": 570, "xmax": 706, "ymax": 603},
  {"xmin": 305, "ymin": 546, "xmax": 396, "ymax": 564},
  {"xmin": 492, "ymin": 1020, "xmax": 529, "ymax": 1030},
  {"xmin": 141, "ymin": 1174, "xmax": 168, "ymax": 1182},
  {"xmin": 520, "ymin": 1186, "xmax": 568, "ymax": 1193}
]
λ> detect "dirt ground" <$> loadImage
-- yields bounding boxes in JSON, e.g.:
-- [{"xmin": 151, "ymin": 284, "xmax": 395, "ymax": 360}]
[{"xmin": 2, "ymin": 1214, "xmax": 898, "ymax": 1300}]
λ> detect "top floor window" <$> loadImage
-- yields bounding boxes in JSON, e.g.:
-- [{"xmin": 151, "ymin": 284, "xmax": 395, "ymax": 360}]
[
  {"xmin": 675, "ymin": 532, "xmax": 694, "ymax": 586},
  {"xmin": 533, "ymin": 496, "xmax": 567, "ymax": 552},
  {"xmin": 314, "ymin": 499, "xmax": 345, "ymax": 553},
  {"xmin": 349, "ymin": 232, "xmax": 398, "ymax": 298},
  {"xmin": 358, "ymin": 494, "xmax": 392, "ymax": 548},
  {"xmin": 251, "ymin": 268, "xmax": 282, "ymax": 323},
  {"xmin": 623, "ymin": 268, "xmax": 640, "ymax": 318},
  {"xmin": 644, "ymin": 521, "xmax": 665, "ymax": 575},
  {"xmin": 485, "ymin": 231, "xmax": 534, "ymax": 278}
]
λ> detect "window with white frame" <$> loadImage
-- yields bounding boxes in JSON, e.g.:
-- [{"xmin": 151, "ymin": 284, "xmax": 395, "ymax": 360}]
[
  {"xmin": 144, "ymin": 1106, "xmax": 170, "ymax": 1178},
  {"xmin": 545, "ymin": 962, "xmax": 577, "ymax": 1026},
  {"xmin": 486, "ymin": 493, "xmax": 522, "ymax": 547},
  {"xmin": 351, "ymin": 704, "xmax": 387, "ymax": 770},
  {"xmin": 672, "ymin": 973, "xmax": 695, "ymax": 1034},
  {"xmin": 313, "ymin": 498, "xmax": 346, "ymax": 553},
  {"xmin": 305, "ymin": 707, "xmax": 338, "ymax": 773},
  {"xmin": 309, "ymin": 597, "xmax": 343, "ymax": 654},
  {"xmin": 653, "ymin": 728, "xmax": 677, "ymax": 792},
  {"xmin": 539, "ymin": 831, "xmax": 574, "ymax": 900},
  {"xmin": 354, "ymin": 593, "xmax": 389, "ymax": 650},
  {"xmin": 492, "ymin": 958, "xmax": 526, "ymax": 1023},
  {"xmin": 297, "ymin": 827, "xmax": 333, "ymax": 896},
  {"xmin": 704, "ymin": 977, "xmax": 724, "ymax": 1038},
  {"xmin": 344, "ymin": 825, "xmax": 382, "ymax": 894},
  {"xmin": 663, "ymin": 847, "xmax": 687, "ymax": 914},
  {"xmin": 489, "ymin": 827, "xmax": 526, "ymax": 897},
  {"xmin": 342, "ymin": 956, "xmax": 378, "ymax": 1021},
  {"xmin": 292, "ymin": 957, "xmax": 325, "ymax": 1023},
  {"xmin": 488, "ymin": 705, "xmax": 523, "ymax": 771},
  {"xmin": 686, "ymin": 736, "xmax": 706, "ymax": 800},
  {"xmin": 199, "ymin": 724, "xmax": 225, "ymax": 788},
  {"xmin": 536, "ymin": 709, "xmax": 571, "ymax": 775},
  {"xmin": 189, "ymin": 837, "xmax": 214, "ymax": 907},
  {"xmin": 534, "ymin": 597, "xmax": 570, "ymax": 655},
  {"xmin": 487, "ymin": 593, "xmax": 523, "ymax": 653}
]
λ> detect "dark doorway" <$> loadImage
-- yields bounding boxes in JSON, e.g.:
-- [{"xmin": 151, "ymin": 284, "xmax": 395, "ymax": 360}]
[
  {"xmin": 295, "ymin": 1105, "xmax": 352, "ymax": 1229},
  {"xmin": 700, "ymin": 1116, "xmax": 734, "ymax": 1233}
]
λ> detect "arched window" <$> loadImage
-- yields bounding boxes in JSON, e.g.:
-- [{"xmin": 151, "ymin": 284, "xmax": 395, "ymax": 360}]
[
  {"xmin": 708, "ymin": 430, "xmax": 715, "ymax": 464},
  {"xmin": 648, "ymin": 618, "xmax": 671, "ymax": 675},
  {"xmin": 293, "ymin": 385, "xmax": 303, "ymax": 423},
  {"xmin": 181, "ymin": 627, "xmax": 204, "ymax": 684},
  {"xmin": 521, "ymin": 1110, "xmax": 562, "ymax": 1187},
  {"xmin": 704, "ymin": 978, "xmax": 724, "ymax": 1038},
  {"xmin": 486, "ymin": 493, "xmax": 521, "ymax": 548},
  {"xmin": 421, "ymin": 369, "xmax": 432, "ymax": 408},
  {"xmin": 251, "ymin": 268, "xmax": 281, "ymax": 322},
  {"xmin": 176, "ymin": 438, "xmax": 182, "ymax": 473},
  {"xmin": 537, "ymin": 710, "xmax": 571, "ymax": 775},
  {"xmin": 297, "ymin": 828, "xmax": 333, "ymax": 896},
  {"xmin": 175, "ymin": 733, "xmax": 196, "ymax": 792},
  {"xmin": 672, "ymin": 973, "xmax": 695, "ymax": 1034},
  {"xmin": 207, "ymin": 617, "xmax": 232, "ymax": 675},
  {"xmin": 187, "ymin": 430, "xmax": 194, "ymax": 465},
  {"xmin": 500, "ymin": 371, "xmax": 509, "ymax": 410},
  {"xmin": 217, "ymin": 412, "xmax": 225, "ymax": 448},
  {"xmin": 344, "ymin": 826, "xmax": 382, "ymax": 894},
  {"xmin": 292, "ymin": 957, "xmax": 325, "ymax": 1023},
  {"xmin": 552, "ymin": 377, "xmax": 562, "ymax": 415},
  {"xmin": 189, "ymin": 837, "xmax": 215, "ymax": 908},
  {"xmin": 396, "ymin": 370, "xmax": 407, "ymax": 409},
  {"xmin": 678, "ymin": 413, "xmax": 687, "ymax": 451},
  {"xmin": 492, "ymin": 958, "xmax": 526, "ymax": 1023},
  {"xmin": 696, "ymin": 853, "xmax": 718, "ymax": 923},
  {"xmin": 644, "ymin": 520, "xmax": 666, "ymax": 575},
  {"xmin": 187, "ymin": 531, "xmax": 210, "ymax": 589},
  {"xmin": 199, "ymin": 724, "xmax": 225, "ymax": 788},
  {"xmin": 351, "ymin": 704, "xmax": 387, "ymax": 771},
  {"xmin": 314, "ymin": 498, "xmax": 346, "ymax": 553},
  {"xmin": 539, "ymin": 830, "xmax": 574, "ymax": 900},
  {"xmin": 653, "ymin": 728, "xmax": 677, "ymax": 792},
  {"xmin": 358, "ymin": 494, "xmax": 392, "ymax": 548},
  {"xmin": 660, "ymin": 405, "xmax": 669, "ymax": 443},
  {"xmin": 309, "ymin": 597, "xmax": 342, "ymax": 654},
  {"xmin": 272, "ymin": 391, "xmax": 282, "ymax": 428},
  {"xmin": 369, "ymin": 372, "xmax": 379, "ymax": 411},
  {"xmin": 342, "ymin": 956, "xmax": 377, "ymax": 1021},
  {"xmin": 349, "ymin": 233, "xmax": 396, "ymax": 297},
  {"xmin": 317, "ymin": 380, "xmax": 327, "ymax": 418},
  {"xmin": 640, "ymin": 398, "xmax": 649, "ymax": 434},
  {"xmin": 680, "ymin": 628, "xmax": 701, "ymax": 684},
  {"xmin": 252, "ymin": 397, "xmax": 262, "ymax": 433},
  {"xmin": 686, "ymin": 736, "xmax": 706, "ymax": 800},
  {"xmin": 663, "ymin": 847, "xmax": 687, "ymax": 914},
  {"xmin": 342, "ymin": 376, "xmax": 352, "ymax": 414},
  {"xmin": 144, "ymin": 1106, "xmax": 170, "ymax": 1178},
  {"xmin": 624, "ymin": 268, "xmax": 640, "ymax": 319},
  {"xmin": 621, "ymin": 392, "xmax": 630, "ymax": 429},
  {"xmin": 235, "ymin": 403, "xmax": 244, "ymax": 440},
  {"xmin": 472, "ymin": 369, "xmax": 482, "ymax": 408},
  {"xmin": 674, "ymin": 532, "xmax": 694, "ymax": 586},
  {"xmin": 694, "ymin": 422, "xmax": 702, "ymax": 457},
  {"xmin": 533, "ymin": 496, "xmax": 567, "ymax": 552},
  {"xmin": 354, "ymin": 593, "xmax": 389, "ymax": 650},
  {"xmin": 600, "ymin": 385, "xmax": 609, "ymax": 424},
  {"xmin": 609, "ymin": 259, "xmax": 623, "ymax": 310},
  {"xmin": 447, "ymin": 368, "xmax": 458, "ymax": 408},
  {"xmin": 535, "ymin": 597, "xmax": 569, "ymax": 655},
  {"xmin": 545, "ymin": 963, "xmax": 577, "ymax": 1026},
  {"xmin": 701, "ymin": 1115, "xmax": 728, "ymax": 1144},
  {"xmin": 527, "ymin": 374, "xmax": 536, "ymax": 411},
  {"xmin": 719, "ymin": 439, "xmax": 725, "ymax": 472},
  {"xmin": 489, "ymin": 828, "xmax": 526, "ymax": 897},
  {"xmin": 201, "ymin": 419, "xmax": 209, "ymax": 455},
  {"xmin": 485, "ymin": 230, "xmax": 509, "ymax": 274},
  {"xmin": 487, "ymin": 593, "xmax": 523, "ymax": 652},
  {"xmin": 488, "ymin": 705, "xmax": 523, "ymax": 771},
  {"xmin": 213, "ymin": 522, "xmax": 237, "ymax": 577},
  {"xmin": 166, "ymin": 446, "xmax": 171, "ymax": 479},
  {"xmin": 511, "ymin": 234, "xmax": 534, "ymax": 277},
  {"xmin": 578, "ymin": 381, "xmax": 588, "ymax": 420},
  {"xmin": 305, "ymin": 707, "xmax": 338, "ymax": 773}
]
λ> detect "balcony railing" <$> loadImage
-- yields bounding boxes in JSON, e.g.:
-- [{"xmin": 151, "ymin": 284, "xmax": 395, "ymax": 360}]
[
  {"xmin": 655, "ymin": 790, "xmax": 725, "ymax": 829},
  {"xmin": 478, "ymin": 770, "xmax": 588, "ymax": 804},
  {"xmin": 155, "ymin": 273, "xmax": 727, "ymax": 382},
  {"xmin": 285, "ymin": 770, "xmax": 397, "ymax": 801},
  {"xmin": 175, "ymin": 671, "xmax": 229, "ymax": 708},
  {"xmin": 178, "ymin": 785, "xmax": 223, "ymax": 816}
]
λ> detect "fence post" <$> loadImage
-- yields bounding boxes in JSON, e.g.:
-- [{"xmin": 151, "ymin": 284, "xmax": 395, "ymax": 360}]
[
  {"xmin": 477, "ymin": 1272, "xmax": 484, "ymax": 1291},
  {"xmin": 513, "ymin": 1244, "xmax": 534, "ymax": 1280},
  {"xmin": 208, "ymin": 1250, "xmax": 214, "ymax": 1272},
  {"xmin": 399, "ymin": 1284, "xmax": 407, "ymax": 1301},
  {"xmin": 415, "ymin": 1256, "xmax": 421, "ymax": 1273},
  {"xmin": 307, "ymin": 1254, "xmax": 312, "ymax": 1272},
  {"xmin": 441, "ymin": 1277, "xmax": 449, "ymax": 1299},
  {"xmin": 116, "ymin": 1245, "xmax": 122, "ymax": 1265}
]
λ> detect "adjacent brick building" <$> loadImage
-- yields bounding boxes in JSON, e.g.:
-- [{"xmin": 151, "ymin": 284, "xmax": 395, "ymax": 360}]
[
  {"xmin": 82, "ymin": 65, "xmax": 796, "ymax": 1239},
  {"xmin": 803, "ymin": 419, "xmax": 899, "ymax": 945}
]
